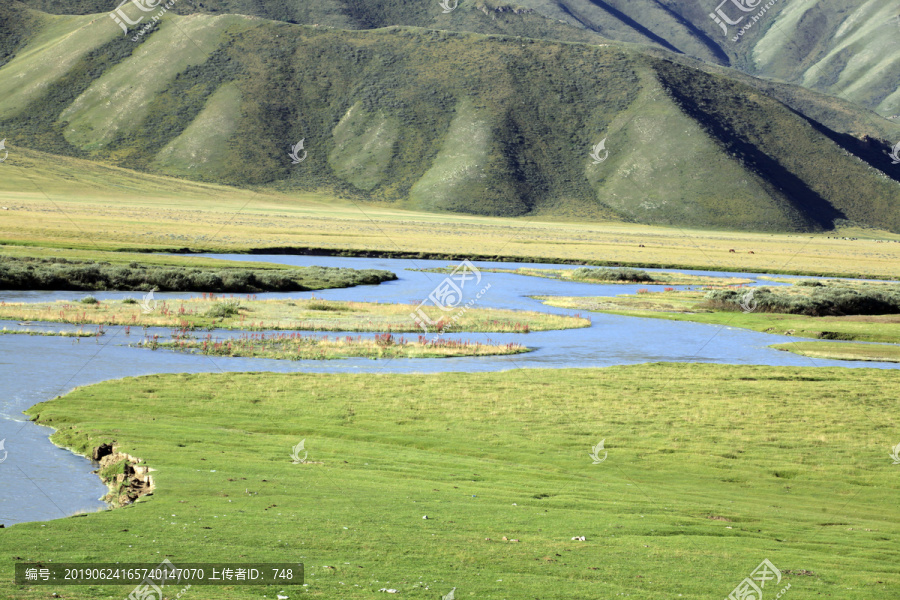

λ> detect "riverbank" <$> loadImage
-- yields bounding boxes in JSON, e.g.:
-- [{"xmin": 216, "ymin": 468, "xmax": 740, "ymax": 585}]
[
  {"xmin": 0, "ymin": 253, "xmax": 396, "ymax": 292},
  {"xmin": 0, "ymin": 297, "xmax": 590, "ymax": 333},
  {"xmin": 7, "ymin": 365, "xmax": 898, "ymax": 599},
  {"xmin": 2, "ymin": 191, "xmax": 899, "ymax": 279},
  {"xmin": 416, "ymin": 266, "xmax": 753, "ymax": 286},
  {"xmin": 772, "ymin": 341, "xmax": 900, "ymax": 363},
  {"xmin": 537, "ymin": 284, "xmax": 900, "ymax": 344},
  {"xmin": 139, "ymin": 332, "xmax": 530, "ymax": 359}
]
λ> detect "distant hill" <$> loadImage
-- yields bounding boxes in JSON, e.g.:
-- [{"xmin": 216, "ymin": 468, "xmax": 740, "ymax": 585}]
[
  {"xmin": 14, "ymin": 0, "xmax": 900, "ymax": 120},
  {"xmin": 0, "ymin": 4, "xmax": 898, "ymax": 232}
]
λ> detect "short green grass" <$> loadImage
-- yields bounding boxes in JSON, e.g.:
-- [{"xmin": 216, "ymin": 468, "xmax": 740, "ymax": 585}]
[
  {"xmin": 771, "ymin": 341, "xmax": 900, "ymax": 363},
  {"xmin": 2, "ymin": 365, "xmax": 898, "ymax": 599},
  {"xmin": 538, "ymin": 289, "xmax": 900, "ymax": 343}
]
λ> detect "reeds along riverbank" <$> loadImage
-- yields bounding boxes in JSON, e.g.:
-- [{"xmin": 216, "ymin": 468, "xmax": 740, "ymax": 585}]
[{"xmin": 136, "ymin": 331, "xmax": 529, "ymax": 360}]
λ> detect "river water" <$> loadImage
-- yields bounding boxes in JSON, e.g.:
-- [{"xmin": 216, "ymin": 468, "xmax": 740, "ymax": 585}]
[{"xmin": 1, "ymin": 255, "xmax": 896, "ymax": 526}]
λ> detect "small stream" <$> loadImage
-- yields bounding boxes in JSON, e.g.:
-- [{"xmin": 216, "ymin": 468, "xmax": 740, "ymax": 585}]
[{"xmin": 1, "ymin": 255, "xmax": 896, "ymax": 525}]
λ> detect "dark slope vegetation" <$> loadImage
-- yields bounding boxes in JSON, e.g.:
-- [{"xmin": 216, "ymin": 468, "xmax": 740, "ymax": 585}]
[
  {"xmin": 18, "ymin": 0, "xmax": 900, "ymax": 119},
  {"xmin": 0, "ymin": 7, "xmax": 898, "ymax": 232}
]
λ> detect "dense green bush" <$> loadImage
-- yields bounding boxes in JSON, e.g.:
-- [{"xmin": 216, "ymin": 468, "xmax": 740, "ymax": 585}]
[
  {"xmin": 0, "ymin": 257, "xmax": 396, "ymax": 292},
  {"xmin": 572, "ymin": 267, "xmax": 654, "ymax": 283},
  {"xmin": 703, "ymin": 285, "xmax": 900, "ymax": 317},
  {"xmin": 204, "ymin": 301, "xmax": 242, "ymax": 318}
]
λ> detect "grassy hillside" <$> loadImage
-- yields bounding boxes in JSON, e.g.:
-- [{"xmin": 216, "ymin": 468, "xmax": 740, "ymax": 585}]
[
  {"xmin": 1, "ymin": 10, "xmax": 898, "ymax": 232},
  {"xmin": 16, "ymin": 0, "xmax": 898, "ymax": 118}
]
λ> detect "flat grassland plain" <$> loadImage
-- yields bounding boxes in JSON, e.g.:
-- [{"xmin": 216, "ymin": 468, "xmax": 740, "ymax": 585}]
[
  {"xmin": 2, "ymin": 151, "xmax": 900, "ymax": 599},
  {"xmin": 2, "ymin": 147, "xmax": 900, "ymax": 279},
  {"xmin": 2, "ymin": 366, "xmax": 897, "ymax": 600}
]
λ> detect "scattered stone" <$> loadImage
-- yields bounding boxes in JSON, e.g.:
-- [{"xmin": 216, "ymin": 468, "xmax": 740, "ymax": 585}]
[{"xmin": 571, "ymin": 536, "xmax": 586, "ymax": 541}]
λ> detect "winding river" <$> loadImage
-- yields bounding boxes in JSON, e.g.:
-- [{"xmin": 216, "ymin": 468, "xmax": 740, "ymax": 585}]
[{"xmin": 2, "ymin": 255, "xmax": 897, "ymax": 526}]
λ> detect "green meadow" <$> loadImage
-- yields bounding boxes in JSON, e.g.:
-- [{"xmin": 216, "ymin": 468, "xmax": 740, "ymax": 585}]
[
  {"xmin": 772, "ymin": 341, "xmax": 900, "ymax": 363},
  {"xmin": 538, "ymin": 289, "xmax": 900, "ymax": 344},
  {"xmin": 1, "ymin": 365, "xmax": 897, "ymax": 599}
]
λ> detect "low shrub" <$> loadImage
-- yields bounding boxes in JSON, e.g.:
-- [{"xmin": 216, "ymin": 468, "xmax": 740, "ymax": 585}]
[
  {"xmin": 0, "ymin": 256, "xmax": 396, "ymax": 292},
  {"xmin": 572, "ymin": 267, "xmax": 654, "ymax": 283},
  {"xmin": 703, "ymin": 285, "xmax": 900, "ymax": 317},
  {"xmin": 204, "ymin": 301, "xmax": 242, "ymax": 319}
]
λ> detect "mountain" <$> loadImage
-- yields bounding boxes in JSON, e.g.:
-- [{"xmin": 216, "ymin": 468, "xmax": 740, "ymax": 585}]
[
  {"xmin": 14, "ymin": 0, "xmax": 900, "ymax": 120},
  {"xmin": 0, "ymin": 3, "xmax": 898, "ymax": 233}
]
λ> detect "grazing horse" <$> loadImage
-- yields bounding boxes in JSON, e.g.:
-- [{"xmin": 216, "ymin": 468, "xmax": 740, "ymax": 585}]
[
  {"xmin": 728, "ymin": 249, "xmax": 736, "ymax": 253},
  {"xmin": 748, "ymin": 251, "xmax": 755, "ymax": 254}
]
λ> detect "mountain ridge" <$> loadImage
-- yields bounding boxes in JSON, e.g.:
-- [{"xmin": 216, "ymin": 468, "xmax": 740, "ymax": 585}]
[{"xmin": 0, "ymin": 3, "xmax": 898, "ymax": 232}]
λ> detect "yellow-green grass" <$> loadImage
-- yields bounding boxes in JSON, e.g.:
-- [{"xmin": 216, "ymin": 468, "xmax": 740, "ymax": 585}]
[
  {"xmin": 3, "ymin": 365, "xmax": 898, "ymax": 599},
  {"xmin": 537, "ymin": 289, "xmax": 900, "ymax": 343},
  {"xmin": 60, "ymin": 14, "xmax": 254, "ymax": 151},
  {"xmin": 0, "ymin": 13, "xmax": 119, "ymax": 118},
  {"xmin": 0, "ymin": 327, "xmax": 98, "ymax": 337},
  {"xmin": 0, "ymin": 297, "xmax": 588, "ymax": 333},
  {"xmin": 771, "ymin": 341, "xmax": 900, "ymax": 363},
  {"xmin": 2, "ymin": 147, "xmax": 900, "ymax": 278},
  {"xmin": 420, "ymin": 266, "xmax": 753, "ymax": 286},
  {"xmin": 0, "ymin": 246, "xmax": 300, "ymax": 271},
  {"xmin": 141, "ymin": 332, "xmax": 528, "ymax": 360}
]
